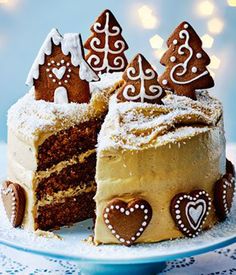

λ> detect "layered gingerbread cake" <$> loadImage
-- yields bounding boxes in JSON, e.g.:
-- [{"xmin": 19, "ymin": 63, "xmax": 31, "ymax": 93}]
[
  {"xmin": 3, "ymin": 9, "xmax": 128, "ymax": 231},
  {"xmin": 2, "ymin": 12, "xmax": 235, "ymax": 247}
]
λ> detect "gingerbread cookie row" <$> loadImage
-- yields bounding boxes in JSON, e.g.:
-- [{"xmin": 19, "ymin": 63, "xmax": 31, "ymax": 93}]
[{"xmin": 102, "ymin": 159, "xmax": 235, "ymax": 246}]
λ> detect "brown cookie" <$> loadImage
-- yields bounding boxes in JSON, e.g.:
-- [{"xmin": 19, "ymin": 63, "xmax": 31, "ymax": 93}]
[
  {"xmin": 170, "ymin": 190, "xmax": 211, "ymax": 238},
  {"xmin": 1, "ymin": 181, "xmax": 26, "ymax": 227},
  {"xmin": 214, "ymin": 169, "xmax": 235, "ymax": 221},
  {"xmin": 226, "ymin": 158, "xmax": 235, "ymax": 177},
  {"xmin": 159, "ymin": 21, "xmax": 214, "ymax": 99},
  {"xmin": 103, "ymin": 198, "xmax": 152, "ymax": 246},
  {"xmin": 117, "ymin": 53, "xmax": 166, "ymax": 104},
  {"xmin": 26, "ymin": 29, "xmax": 99, "ymax": 103},
  {"xmin": 84, "ymin": 9, "xmax": 129, "ymax": 74}
]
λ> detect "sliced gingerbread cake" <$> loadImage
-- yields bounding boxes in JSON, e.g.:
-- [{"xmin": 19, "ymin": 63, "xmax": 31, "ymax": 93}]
[{"xmin": 5, "ymin": 16, "xmax": 127, "ymax": 231}]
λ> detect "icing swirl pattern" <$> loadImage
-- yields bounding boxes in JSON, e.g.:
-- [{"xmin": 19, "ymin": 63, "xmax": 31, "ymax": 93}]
[{"xmin": 98, "ymin": 91, "xmax": 223, "ymax": 151}]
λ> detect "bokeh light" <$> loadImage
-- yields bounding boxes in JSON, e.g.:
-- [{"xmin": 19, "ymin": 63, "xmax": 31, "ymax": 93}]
[
  {"xmin": 196, "ymin": 0, "xmax": 215, "ymax": 17},
  {"xmin": 150, "ymin": 35, "xmax": 164, "ymax": 49},
  {"xmin": 1, "ymin": 0, "xmax": 21, "ymax": 10},
  {"xmin": 208, "ymin": 69, "xmax": 216, "ymax": 79},
  {"xmin": 154, "ymin": 49, "xmax": 166, "ymax": 60},
  {"xmin": 201, "ymin": 34, "xmax": 214, "ymax": 48},
  {"xmin": 137, "ymin": 5, "xmax": 158, "ymax": 29},
  {"xmin": 208, "ymin": 18, "xmax": 224, "ymax": 34},
  {"xmin": 227, "ymin": 0, "xmax": 236, "ymax": 7},
  {"xmin": 209, "ymin": 55, "xmax": 221, "ymax": 69}
]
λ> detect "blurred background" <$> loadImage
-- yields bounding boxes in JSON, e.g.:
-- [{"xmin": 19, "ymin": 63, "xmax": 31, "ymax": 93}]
[{"xmin": 0, "ymin": 0, "xmax": 235, "ymax": 142}]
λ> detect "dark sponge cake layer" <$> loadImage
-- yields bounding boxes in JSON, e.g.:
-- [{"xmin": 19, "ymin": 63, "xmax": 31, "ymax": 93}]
[
  {"xmin": 37, "ymin": 117, "xmax": 103, "ymax": 171},
  {"xmin": 36, "ymin": 191, "xmax": 96, "ymax": 230},
  {"xmin": 36, "ymin": 152, "xmax": 96, "ymax": 201}
]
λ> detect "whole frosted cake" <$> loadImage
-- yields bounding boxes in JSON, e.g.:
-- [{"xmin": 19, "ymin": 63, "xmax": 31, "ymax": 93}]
[{"xmin": 1, "ymin": 11, "xmax": 235, "ymax": 247}]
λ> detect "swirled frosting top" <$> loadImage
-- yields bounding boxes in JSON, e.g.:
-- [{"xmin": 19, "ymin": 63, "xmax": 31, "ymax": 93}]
[{"xmin": 97, "ymin": 91, "xmax": 223, "ymax": 151}]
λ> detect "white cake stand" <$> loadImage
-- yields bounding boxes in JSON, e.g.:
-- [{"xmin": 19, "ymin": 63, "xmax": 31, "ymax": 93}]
[{"xmin": 0, "ymin": 143, "xmax": 235, "ymax": 275}]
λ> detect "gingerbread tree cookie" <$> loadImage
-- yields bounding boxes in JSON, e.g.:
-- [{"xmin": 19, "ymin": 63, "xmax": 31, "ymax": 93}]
[
  {"xmin": 117, "ymin": 54, "xmax": 166, "ymax": 104},
  {"xmin": 84, "ymin": 9, "xmax": 129, "ymax": 75},
  {"xmin": 159, "ymin": 21, "xmax": 214, "ymax": 99},
  {"xmin": 26, "ymin": 28, "xmax": 99, "ymax": 104}
]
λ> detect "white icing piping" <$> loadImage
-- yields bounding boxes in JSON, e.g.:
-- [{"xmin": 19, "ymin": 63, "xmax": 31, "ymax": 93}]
[
  {"xmin": 26, "ymin": 28, "xmax": 98, "ymax": 86},
  {"xmin": 104, "ymin": 203, "xmax": 150, "ymax": 245},
  {"xmin": 123, "ymin": 55, "xmax": 164, "ymax": 102},
  {"xmin": 223, "ymin": 177, "xmax": 235, "ymax": 216},
  {"xmin": 174, "ymin": 191, "xmax": 211, "ymax": 238},
  {"xmin": 169, "ymin": 25, "xmax": 209, "ymax": 85},
  {"xmin": 87, "ymin": 11, "xmax": 126, "ymax": 73},
  {"xmin": 186, "ymin": 199, "xmax": 206, "ymax": 230}
]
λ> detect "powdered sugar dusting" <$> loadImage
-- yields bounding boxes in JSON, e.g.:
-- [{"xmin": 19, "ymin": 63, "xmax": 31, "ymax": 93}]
[
  {"xmin": 97, "ymin": 91, "xmax": 223, "ymax": 151},
  {"xmin": 8, "ymin": 88, "xmax": 108, "ymax": 142},
  {"xmin": 90, "ymin": 72, "xmax": 123, "ymax": 93}
]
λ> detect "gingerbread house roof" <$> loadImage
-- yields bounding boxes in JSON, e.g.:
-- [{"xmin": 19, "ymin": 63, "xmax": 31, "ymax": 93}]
[{"xmin": 26, "ymin": 28, "xmax": 99, "ymax": 86}]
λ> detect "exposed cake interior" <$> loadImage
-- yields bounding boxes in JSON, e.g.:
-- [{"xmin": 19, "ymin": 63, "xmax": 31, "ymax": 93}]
[{"xmin": 7, "ymin": 73, "xmax": 123, "ymax": 231}]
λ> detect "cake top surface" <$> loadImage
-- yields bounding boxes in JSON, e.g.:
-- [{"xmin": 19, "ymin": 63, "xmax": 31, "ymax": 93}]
[
  {"xmin": 8, "ymin": 72, "xmax": 122, "ymax": 143},
  {"xmin": 97, "ymin": 91, "xmax": 223, "ymax": 151}
]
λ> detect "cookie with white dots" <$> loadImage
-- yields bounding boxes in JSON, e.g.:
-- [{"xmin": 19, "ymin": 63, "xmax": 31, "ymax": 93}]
[
  {"xmin": 170, "ymin": 190, "xmax": 211, "ymax": 238},
  {"xmin": 159, "ymin": 21, "xmax": 214, "ymax": 99},
  {"xmin": 1, "ymin": 181, "xmax": 26, "ymax": 227},
  {"xmin": 103, "ymin": 198, "xmax": 152, "ymax": 246}
]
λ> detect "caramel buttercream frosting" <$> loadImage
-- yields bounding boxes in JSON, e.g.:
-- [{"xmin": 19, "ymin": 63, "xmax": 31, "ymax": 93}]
[
  {"xmin": 94, "ymin": 90, "xmax": 225, "ymax": 245},
  {"xmin": 98, "ymin": 90, "xmax": 223, "ymax": 151}
]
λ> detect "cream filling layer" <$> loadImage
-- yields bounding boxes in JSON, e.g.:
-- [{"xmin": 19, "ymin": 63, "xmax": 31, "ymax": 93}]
[
  {"xmin": 36, "ymin": 149, "xmax": 96, "ymax": 180},
  {"xmin": 37, "ymin": 182, "xmax": 96, "ymax": 207}
]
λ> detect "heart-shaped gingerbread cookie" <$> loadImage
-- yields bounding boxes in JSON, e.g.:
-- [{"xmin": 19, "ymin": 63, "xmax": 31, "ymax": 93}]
[
  {"xmin": 214, "ymin": 174, "xmax": 235, "ymax": 221},
  {"xmin": 1, "ymin": 181, "xmax": 26, "ymax": 227},
  {"xmin": 103, "ymin": 198, "xmax": 152, "ymax": 246},
  {"xmin": 170, "ymin": 190, "xmax": 211, "ymax": 238}
]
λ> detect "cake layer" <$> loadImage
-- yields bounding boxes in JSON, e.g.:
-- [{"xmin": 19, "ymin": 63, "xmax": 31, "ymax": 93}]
[
  {"xmin": 36, "ymin": 191, "xmax": 95, "ymax": 230},
  {"xmin": 37, "ymin": 120, "xmax": 101, "ymax": 171},
  {"xmin": 36, "ymin": 152, "xmax": 96, "ymax": 201}
]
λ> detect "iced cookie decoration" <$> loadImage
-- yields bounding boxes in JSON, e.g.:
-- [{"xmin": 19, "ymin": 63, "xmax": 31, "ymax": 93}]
[
  {"xmin": 159, "ymin": 21, "xmax": 214, "ymax": 99},
  {"xmin": 84, "ymin": 9, "xmax": 129, "ymax": 75},
  {"xmin": 117, "ymin": 54, "xmax": 166, "ymax": 104},
  {"xmin": 214, "ymin": 159, "xmax": 235, "ymax": 221},
  {"xmin": 1, "ymin": 181, "xmax": 26, "ymax": 227},
  {"xmin": 26, "ymin": 28, "xmax": 99, "ymax": 103},
  {"xmin": 103, "ymin": 198, "xmax": 152, "ymax": 246},
  {"xmin": 170, "ymin": 190, "xmax": 211, "ymax": 238}
]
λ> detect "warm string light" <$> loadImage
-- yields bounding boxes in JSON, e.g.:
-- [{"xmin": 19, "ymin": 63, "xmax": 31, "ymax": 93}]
[
  {"xmin": 201, "ymin": 34, "xmax": 214, "ymax": 48},
  {"xmin": 1, "ymin": 0, "xmax": 21, "ymax": 10},
  {"xmin": 209, "ymin": 55, "xmax": 221, "ymax": 69},
  {"xmin": 208, "ymin": 69, "xmax": 216, "ymax": 78},
  {"xmin": 149, "ymin": 35, "xmax": 164, "ymax": 49},
  {"xmin": 137, "ymin": 5, "xmax": 158, "ymax": 29},
  {"xmin": 227, "ymin": 0, "xmax": 236, "ymax": 7},
  {"xmin": 196, "ymin": 0, "xmax": 215, "ymax": 16},
  {"xmin": 154, "ymin": 49, "xmax": 166, "ymax": 60},
  {"xmin": 208, "ymin": 17, "xmax": 224, "ymax": 34}
]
